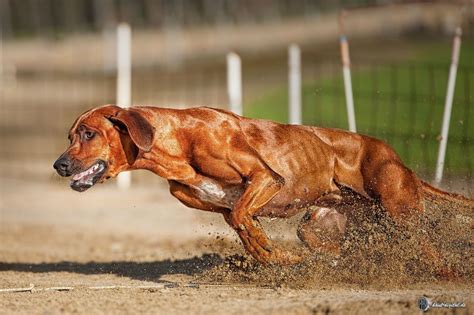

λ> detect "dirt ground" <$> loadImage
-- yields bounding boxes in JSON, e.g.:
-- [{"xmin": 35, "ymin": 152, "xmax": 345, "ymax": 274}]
[{"xmin": 0, "ymin": 174, "xmax": 472, "ymax": 314}]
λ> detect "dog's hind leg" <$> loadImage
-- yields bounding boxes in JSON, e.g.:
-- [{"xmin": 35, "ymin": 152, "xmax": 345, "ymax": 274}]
[
  {"xmin": 366, "ymin": 161, "xmax": 456, "ymax": 278},
  {"xmin": 365, "ymin": 161, "xmax": 424, "ymax": 218},
  {"xmin": 297, "ymin": 207, "xmax": 347, "ymax": 255}
]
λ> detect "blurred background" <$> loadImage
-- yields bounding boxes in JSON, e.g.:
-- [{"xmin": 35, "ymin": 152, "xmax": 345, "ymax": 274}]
[
  {"xmin": 1, "ymin": 4, "xmax": 474, "ymax": 309},
  {"xmin": 1, "ymin": 0, "xmax": 473, "ymax": 235}
]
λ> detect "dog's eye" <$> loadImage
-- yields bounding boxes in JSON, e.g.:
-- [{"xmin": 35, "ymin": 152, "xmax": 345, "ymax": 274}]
[{"xmin": 83, "ymin": 131, "xmax": 95, "ymax": 140}]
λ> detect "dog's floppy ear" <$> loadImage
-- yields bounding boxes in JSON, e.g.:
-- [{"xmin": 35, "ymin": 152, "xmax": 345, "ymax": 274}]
[{"xmin": 107, "ymin": 109, "xmax": 155, "ymax": 152}]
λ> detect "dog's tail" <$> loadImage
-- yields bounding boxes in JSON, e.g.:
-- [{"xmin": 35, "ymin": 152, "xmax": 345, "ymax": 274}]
[{"xmin": 421, "ymin": 180, "xmax": 474, "ymax": 209}]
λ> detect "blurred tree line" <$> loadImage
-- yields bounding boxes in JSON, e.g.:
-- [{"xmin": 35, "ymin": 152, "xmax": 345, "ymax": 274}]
[{"xmin": 1, "ymin": 0, "xmax": 396, "ymax": 39}]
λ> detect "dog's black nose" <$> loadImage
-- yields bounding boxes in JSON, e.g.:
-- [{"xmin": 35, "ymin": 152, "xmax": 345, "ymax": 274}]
[{"xmin": 53, "ymin": 157, "xmax": 71, "ymax": 176}]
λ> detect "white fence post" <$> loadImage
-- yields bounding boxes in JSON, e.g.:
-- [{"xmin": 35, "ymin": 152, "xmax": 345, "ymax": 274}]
[
  {"xmin": 339, "ymin": 13, "xmax": 357, "ymax": 133},
  {"xmin": 227, "ymin": 52, "xmax": 242, "ymax": 116},
  {"xmin": 116, "ymin": 23, "xmax": 132, "ymax": 189},
  {"xmin": 288, "ymin": 44, "xmax": 302, "ymax": 124},
  {"xmin": 435, "ymin": 27, "xmax": 462, "ymax": 184}
]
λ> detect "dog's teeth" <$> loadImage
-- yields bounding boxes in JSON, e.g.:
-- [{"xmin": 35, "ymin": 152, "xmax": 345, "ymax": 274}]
[
  {"xmin": 73, "ymin": 171, "xmax": 86, "ymax": 180},
  {"xmin": 72, "ymin": 163, "xmax": 103, "ymax": 182}
]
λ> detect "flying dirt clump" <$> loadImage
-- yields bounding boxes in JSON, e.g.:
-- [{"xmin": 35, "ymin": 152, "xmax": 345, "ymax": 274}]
[{"xmin": 197, "ymin": 197, "xmax": 473, "ymax": 289}]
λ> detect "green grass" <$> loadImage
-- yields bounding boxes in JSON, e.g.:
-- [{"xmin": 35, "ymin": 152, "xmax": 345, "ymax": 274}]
[{"xmin": 244, "ymin": 41, "xmax": 474, "ymax": 176}]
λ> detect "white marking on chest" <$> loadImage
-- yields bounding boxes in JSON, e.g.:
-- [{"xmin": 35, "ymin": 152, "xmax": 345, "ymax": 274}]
[
  {"xmin": 199, "ymin": 182, "xmax": 226, "ymax": 199},
  {"xmin": 193, "ymin": 181, "xmax": 243, "ymax": 208}
]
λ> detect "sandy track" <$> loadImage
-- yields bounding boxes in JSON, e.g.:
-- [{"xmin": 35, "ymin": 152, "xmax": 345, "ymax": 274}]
[
  {"xmin": 2, "ymin": 223, "xmax": 471, "ymax": 315},
  {"xmin": 0, "ymin": 178, "xmax": 472, "ymax": 314}
]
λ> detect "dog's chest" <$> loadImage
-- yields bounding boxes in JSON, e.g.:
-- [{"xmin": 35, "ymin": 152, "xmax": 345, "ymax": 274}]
[{"xmin": 193, "ymin": 181, "xmax": 244, "ymax": 208}]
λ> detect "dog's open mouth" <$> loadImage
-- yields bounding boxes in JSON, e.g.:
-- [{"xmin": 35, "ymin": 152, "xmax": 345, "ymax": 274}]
[{"xmin": 70, "ymin": 160, "xmax": 107, "ymax": 192}]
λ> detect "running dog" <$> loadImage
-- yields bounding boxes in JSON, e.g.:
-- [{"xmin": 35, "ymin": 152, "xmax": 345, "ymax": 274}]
[{"xmin": 53, "ymin": 105, "xmax": 473, "ymax": 267}]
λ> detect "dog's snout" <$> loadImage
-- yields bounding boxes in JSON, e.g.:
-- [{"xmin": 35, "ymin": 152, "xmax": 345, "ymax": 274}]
[{"xmin": 53, "ymin": 156, "xmax": 72, "ymax": 176}]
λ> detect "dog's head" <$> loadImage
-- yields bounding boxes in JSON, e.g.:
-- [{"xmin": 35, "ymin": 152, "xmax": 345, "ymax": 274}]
[{"xmin": 53, "ymin": 105, "xmax": 154, "ymax": 192}]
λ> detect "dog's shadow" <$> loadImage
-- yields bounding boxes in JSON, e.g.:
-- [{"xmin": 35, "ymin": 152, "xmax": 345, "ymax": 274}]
[{"xmin": 0, "ymin": 254, "xmax": 224, "ymax": 283}]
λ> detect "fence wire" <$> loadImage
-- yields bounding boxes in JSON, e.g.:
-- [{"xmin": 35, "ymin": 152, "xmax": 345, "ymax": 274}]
[
  {"xmin": 1, "ymin": 56, "xmax": 472, "ymax": 185},
  {"xmin": 302, "ymin": 62, "xmax": 473, "ymax": 180}
]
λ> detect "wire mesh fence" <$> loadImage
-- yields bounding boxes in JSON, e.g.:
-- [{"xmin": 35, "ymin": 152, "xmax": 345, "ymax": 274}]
[
  {"xmin": 0, "ymin": 63, "xmax": 229, "ymax": 181},
  {"xmin": 304, "ymin": 62, "xmax": 473, "ymax": 180},
  {"xmin": 244, "ymin": 59, "xmax": 474, "ymax": 183},
  {"xmin": 1, "ymin": 50, "xmax": 472, "ymax": 185}
]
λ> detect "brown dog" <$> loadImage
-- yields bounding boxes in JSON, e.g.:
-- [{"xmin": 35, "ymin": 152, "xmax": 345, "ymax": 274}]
[{"xmin": 54, "ymin": 104, "xmax": 473, "ymax": 265}]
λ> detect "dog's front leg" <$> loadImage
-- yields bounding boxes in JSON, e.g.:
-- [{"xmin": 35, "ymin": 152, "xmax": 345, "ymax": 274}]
[{"xmin": 229, "ymin": 171, "xmax": 302, "ymax": 265}]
